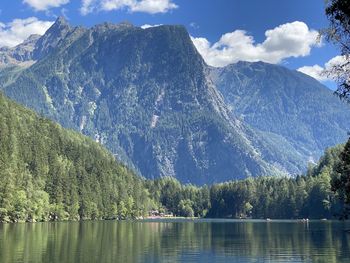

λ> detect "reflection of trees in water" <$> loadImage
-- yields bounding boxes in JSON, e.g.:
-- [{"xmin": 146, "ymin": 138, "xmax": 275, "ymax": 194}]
[
  {"xmin": 207, "ymin": 221, "xmax": 350, "ymax": 262},
  {"xmin": 0, "ymin": 223, "xmax": 50, "ymax": 263},
  {"xmin": 0, "ymin": 221, "xmax": 349, "ymax": 263}
]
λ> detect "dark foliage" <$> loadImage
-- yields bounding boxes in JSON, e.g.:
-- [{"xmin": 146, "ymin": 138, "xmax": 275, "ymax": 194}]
[
  {"xmin": 332, "ymin": 138, "xmax": 350, "ymax": 218},
  {"xmin": 146, "ymin": 144, "xmax": 345, "ymax": 219},
  {"xmin": 324, "ymin": 0, "xmax": 350, "ymax": 101},
  {"xmin": 0, "ymin": 92, "xmax": 152, "ymax": 223}
]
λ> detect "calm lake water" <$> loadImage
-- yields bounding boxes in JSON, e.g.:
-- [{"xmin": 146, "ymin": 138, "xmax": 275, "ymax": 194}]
[{"xmin": 0, "ymin": 219, "xmax": 350, "ymax": 263}]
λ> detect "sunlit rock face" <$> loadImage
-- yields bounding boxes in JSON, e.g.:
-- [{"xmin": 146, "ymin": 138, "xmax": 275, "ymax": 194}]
[{"xmin": 2, "ymin": 17, "xmax": 349, "ymax": 184}]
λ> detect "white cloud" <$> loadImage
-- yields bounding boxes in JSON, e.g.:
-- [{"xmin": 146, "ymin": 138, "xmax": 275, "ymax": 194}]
[
  {"xmin": 0, "ymin": 17, "xmax": 54, "ymax": 47},
  {"xmin": 80, "ymin": 0, "xmax": 178, "ymax": 15},
  {"xmin": 23, "ymin": 0, "xmax": 70, "ymax": 11},
  {"xmin": 325, "ymin": 55, "xmax": 348, "ymax": 69},
  {"xmin": 297, "ymin": 65, "xmax": 328, "ymax": 81},
  {"xmin": 80, "ymin": 0, "xmax": 96, "ymax": 15},
  {"xmin": 297, "ymin": 55, "xmax": 348, "ymax": 82},
  {"xmin": 141, "ymin": 24, "xmax": 162, "ymax": 29},
  {"xmin": 189, "ymin": 22, "xmax": 199, "ymax": 29},
  {"xmin": 191, "ymin": 21, "xmax": 321, "ymax": 67}
]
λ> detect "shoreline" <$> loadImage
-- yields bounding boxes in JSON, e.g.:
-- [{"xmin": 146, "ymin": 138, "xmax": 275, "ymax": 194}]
[{"xmin": 1, "ymin": 217, "xmax": 348, "ymax": 225}]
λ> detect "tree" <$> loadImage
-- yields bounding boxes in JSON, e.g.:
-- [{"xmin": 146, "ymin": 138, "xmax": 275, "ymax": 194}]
[
  {"xmin": 177, "ymin": 200, "xmax": 194, "ymax": 217},
  {"xmin": 332, "ymin": 139, "xmax": 350, "ymax": 218},
  {"xmin": 323, "ymin": 1, "xmax": 350, "ymax": 218},
  {"xmin": 323, "ymin": 0, "xmax": 350, "ymax": 101},
  {"xmin": 0, "ymin": 92, "xmax": 152, "ymax": 223}
]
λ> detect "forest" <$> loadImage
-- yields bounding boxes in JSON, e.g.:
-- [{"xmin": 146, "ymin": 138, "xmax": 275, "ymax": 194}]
[
  {"xmin": 147, "ymin": 143, "xmax": 347, "ymax": 219},
  {"xmin": 0, "ymin": 90, "xmax": 349, "ymax": 223},
  {"xmin": 0, "ymin": 92, "xmax": 154, "ymax": 223}
]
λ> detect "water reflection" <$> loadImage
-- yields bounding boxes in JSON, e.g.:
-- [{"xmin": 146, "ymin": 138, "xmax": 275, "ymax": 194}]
[{"xmin": 0, "ymin": 220, "xmax": 349, "ymax": 263}]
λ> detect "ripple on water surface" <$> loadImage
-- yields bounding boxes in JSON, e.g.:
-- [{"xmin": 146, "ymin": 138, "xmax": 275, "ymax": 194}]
[{"xmin": 0, "ymin": 219, "xmax": 349, "ymax": 263}]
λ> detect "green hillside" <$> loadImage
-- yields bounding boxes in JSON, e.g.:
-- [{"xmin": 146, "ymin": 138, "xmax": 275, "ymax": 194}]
[{"xmin": 0, "ymin": 93, "xmax": 151, "ymax": 223}]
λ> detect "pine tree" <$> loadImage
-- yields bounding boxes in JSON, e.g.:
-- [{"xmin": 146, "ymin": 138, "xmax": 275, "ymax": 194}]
[{"xmin": 332, "ymin": 138, "xmax": 350, "ymax": 218}]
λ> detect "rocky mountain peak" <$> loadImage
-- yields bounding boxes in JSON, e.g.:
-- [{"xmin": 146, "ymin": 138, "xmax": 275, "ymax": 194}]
[
  {"xmin": 0, "ymin": 34, "xmax": 41, "ymax": 66},
  {"xmin": 4, "ymin": 20, "xmax": 347, "ymax": 184},
  {"xmin": 55, "ymin": 16, "xmax": 69, "ymax": 26},
  {"xmin": 23, "ymin": 34, "xmax": 41, "ymax": 44},
  {"xmin": 33, "ymin": 16, "xmax": 72, "ymax": 59}
]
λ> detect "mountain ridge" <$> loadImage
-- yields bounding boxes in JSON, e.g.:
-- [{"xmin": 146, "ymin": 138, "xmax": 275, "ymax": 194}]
[
  {"xmin": 1, "ymin": 17, "xmax": 349, "ymax": 184},
  {"xmin": 210, "ymin": 60, "xmax": 350, "ymax": 171},
  {"xmin": 0, "ymin": 17, "xmax": 282, "ymax": 184}
]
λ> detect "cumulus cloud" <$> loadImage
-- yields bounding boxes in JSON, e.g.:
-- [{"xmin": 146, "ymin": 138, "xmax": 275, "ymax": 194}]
[
  {"xmin": 0, "ymin": 17, "xmax": 53, "ymax": 47},
  {"xmin": 297, "ymin": 56, "xmax": 348, "ymax": 82},
  {"xmin": 23, "ymin": 0, "xmax": 70, "ymax": 11},
  {"xmin": 80, "ymin": 0, "xmax": 96, "ymax": 14},
  {"xmin": 81, "ymin": 0, "xmax": 178, "ymax": 15},
  {"xmin": 297, "ymin": 65, "xmax": 327, "ymax": 81},
  {"xmin": 191, "ymin": 21, "xmax": 321, "ymax": 67},
  {"xmin": 141, "ymin": 24, "xmax": 162, "ymax": 29}
]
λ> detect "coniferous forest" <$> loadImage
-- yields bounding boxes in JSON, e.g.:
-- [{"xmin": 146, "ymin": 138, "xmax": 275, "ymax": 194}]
[
  {"xmin": 0, "ymin": 0, "xmax": 350, "ymax": 224},
  {"xmin": 146, "ymin": 144, "xmax": 346, "ymax": 219},
  {"xmin": 2, "ymin": 1, "xmax": 350, "ymax": 263},
  {"xmin": 0, "ymin": 92, "xmax": 153, "ymax": 222},
  {"xmin": 0, "ymin": 91, "xmax": 348, "ymax": 222}
]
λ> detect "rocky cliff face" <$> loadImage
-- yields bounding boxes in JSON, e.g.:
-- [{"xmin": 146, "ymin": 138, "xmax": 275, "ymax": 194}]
[
  {"xmin": 0, "ymin": 34, "xmax": 40, "ymax": 66},
  {"xmin": 0, "ymin": 18, "xmax": 281, "ymax": 184},
  {"xmin": 2, "ymin": 18, "xmax": 349, "ymax": 184}
]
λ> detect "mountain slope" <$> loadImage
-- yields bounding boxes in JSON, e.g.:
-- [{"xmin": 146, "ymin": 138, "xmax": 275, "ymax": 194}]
[
  {"xmin": 0, "ymin": 92, "xmax": 150, "ymax": 222},
  {"xmin": 211, "ymin": 61, "xmax": 350, "ymax": 171},
  {"xmin": 0, "ymin": 34, "xmax": 40, "ymax": 67},
  {"xmin": 0, "ymin": 18, "xmax": 281, "ymax": 185}
]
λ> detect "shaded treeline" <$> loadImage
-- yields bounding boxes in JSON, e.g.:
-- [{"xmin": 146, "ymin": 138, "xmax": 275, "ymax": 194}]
[
  {"xmin": 147, "ymin": 144, "xmax": 346, "ymax": 219},
  {"xmin": 0, "ymin": 90, "xmax": 348, "ymax": 222},
  {"xmin": 0, "ymin": 93, "xmax": 153, "ymax": 223}
]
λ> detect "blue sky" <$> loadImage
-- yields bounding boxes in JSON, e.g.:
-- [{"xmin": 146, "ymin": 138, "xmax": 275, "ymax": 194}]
[{"xmin": 0, "ymin": 0, "xmax": 342, "ymax": 87}]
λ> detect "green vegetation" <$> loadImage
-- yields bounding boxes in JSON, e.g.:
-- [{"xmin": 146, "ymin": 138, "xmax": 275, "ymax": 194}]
[
  {"xmin": 0, "ymin": 7, "xmax": 349, "ymax": 224},
  {"xmin": 331, "ymin": 139, "xmax": 350, "ymax": 218},
  {"xmin": 323, "ymin": 0, "xmax": 350, "ymax": 101},
  {"xmin": 0, "ymin": 88, "xmax": 348, "ymax": 222},
  {"xmin": 146, "ymin": 177, "xmax": 210, "ymax": 217},
  {"xmin": 147, "ymin": 144, "xmax": 346, "ymax": 219},
  {"xmin": 0, "ymin": 92, "xmax": 152, "ymax": 223},
  {"xmin": 0, "ymin": 18, "xmax": 306, "ymax": 185}
]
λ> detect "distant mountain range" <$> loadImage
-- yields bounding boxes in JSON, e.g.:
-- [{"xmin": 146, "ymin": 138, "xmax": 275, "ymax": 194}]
[
  {"xmin": 0, "ymin": 17, "xmax": 349, "ymax": 184},
  {"xmin": 211, "ymin": 61, "xmax": 350, "ymax": 172}
]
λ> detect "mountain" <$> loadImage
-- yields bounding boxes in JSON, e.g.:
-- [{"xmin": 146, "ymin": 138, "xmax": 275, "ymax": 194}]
[
  {"xmin": 0, "ymin": 92, "xmax": 150, "ymax": 223},
  {"xmin": 0, "ymin": 17, "xmax": 282, "ymax": 185},
  {"xmin": 0, "ymin": 34, "xmax": 40, "ymax": 67},
  {"xmin": 2, "ymin": 18, "xmax": 348, "ymax": 185},
  {"xmin": 211, "ymin": 61, "xmax": 350, "ymax": 171},
  {"xmin": 0, "ymin": 17, "xmax": 71, "ymax": 67}
]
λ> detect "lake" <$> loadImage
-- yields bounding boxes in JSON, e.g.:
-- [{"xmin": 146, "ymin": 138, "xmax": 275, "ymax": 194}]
[{"xmin": 0, "ymin": 219, "xmax": 349, "ymax": 262}]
